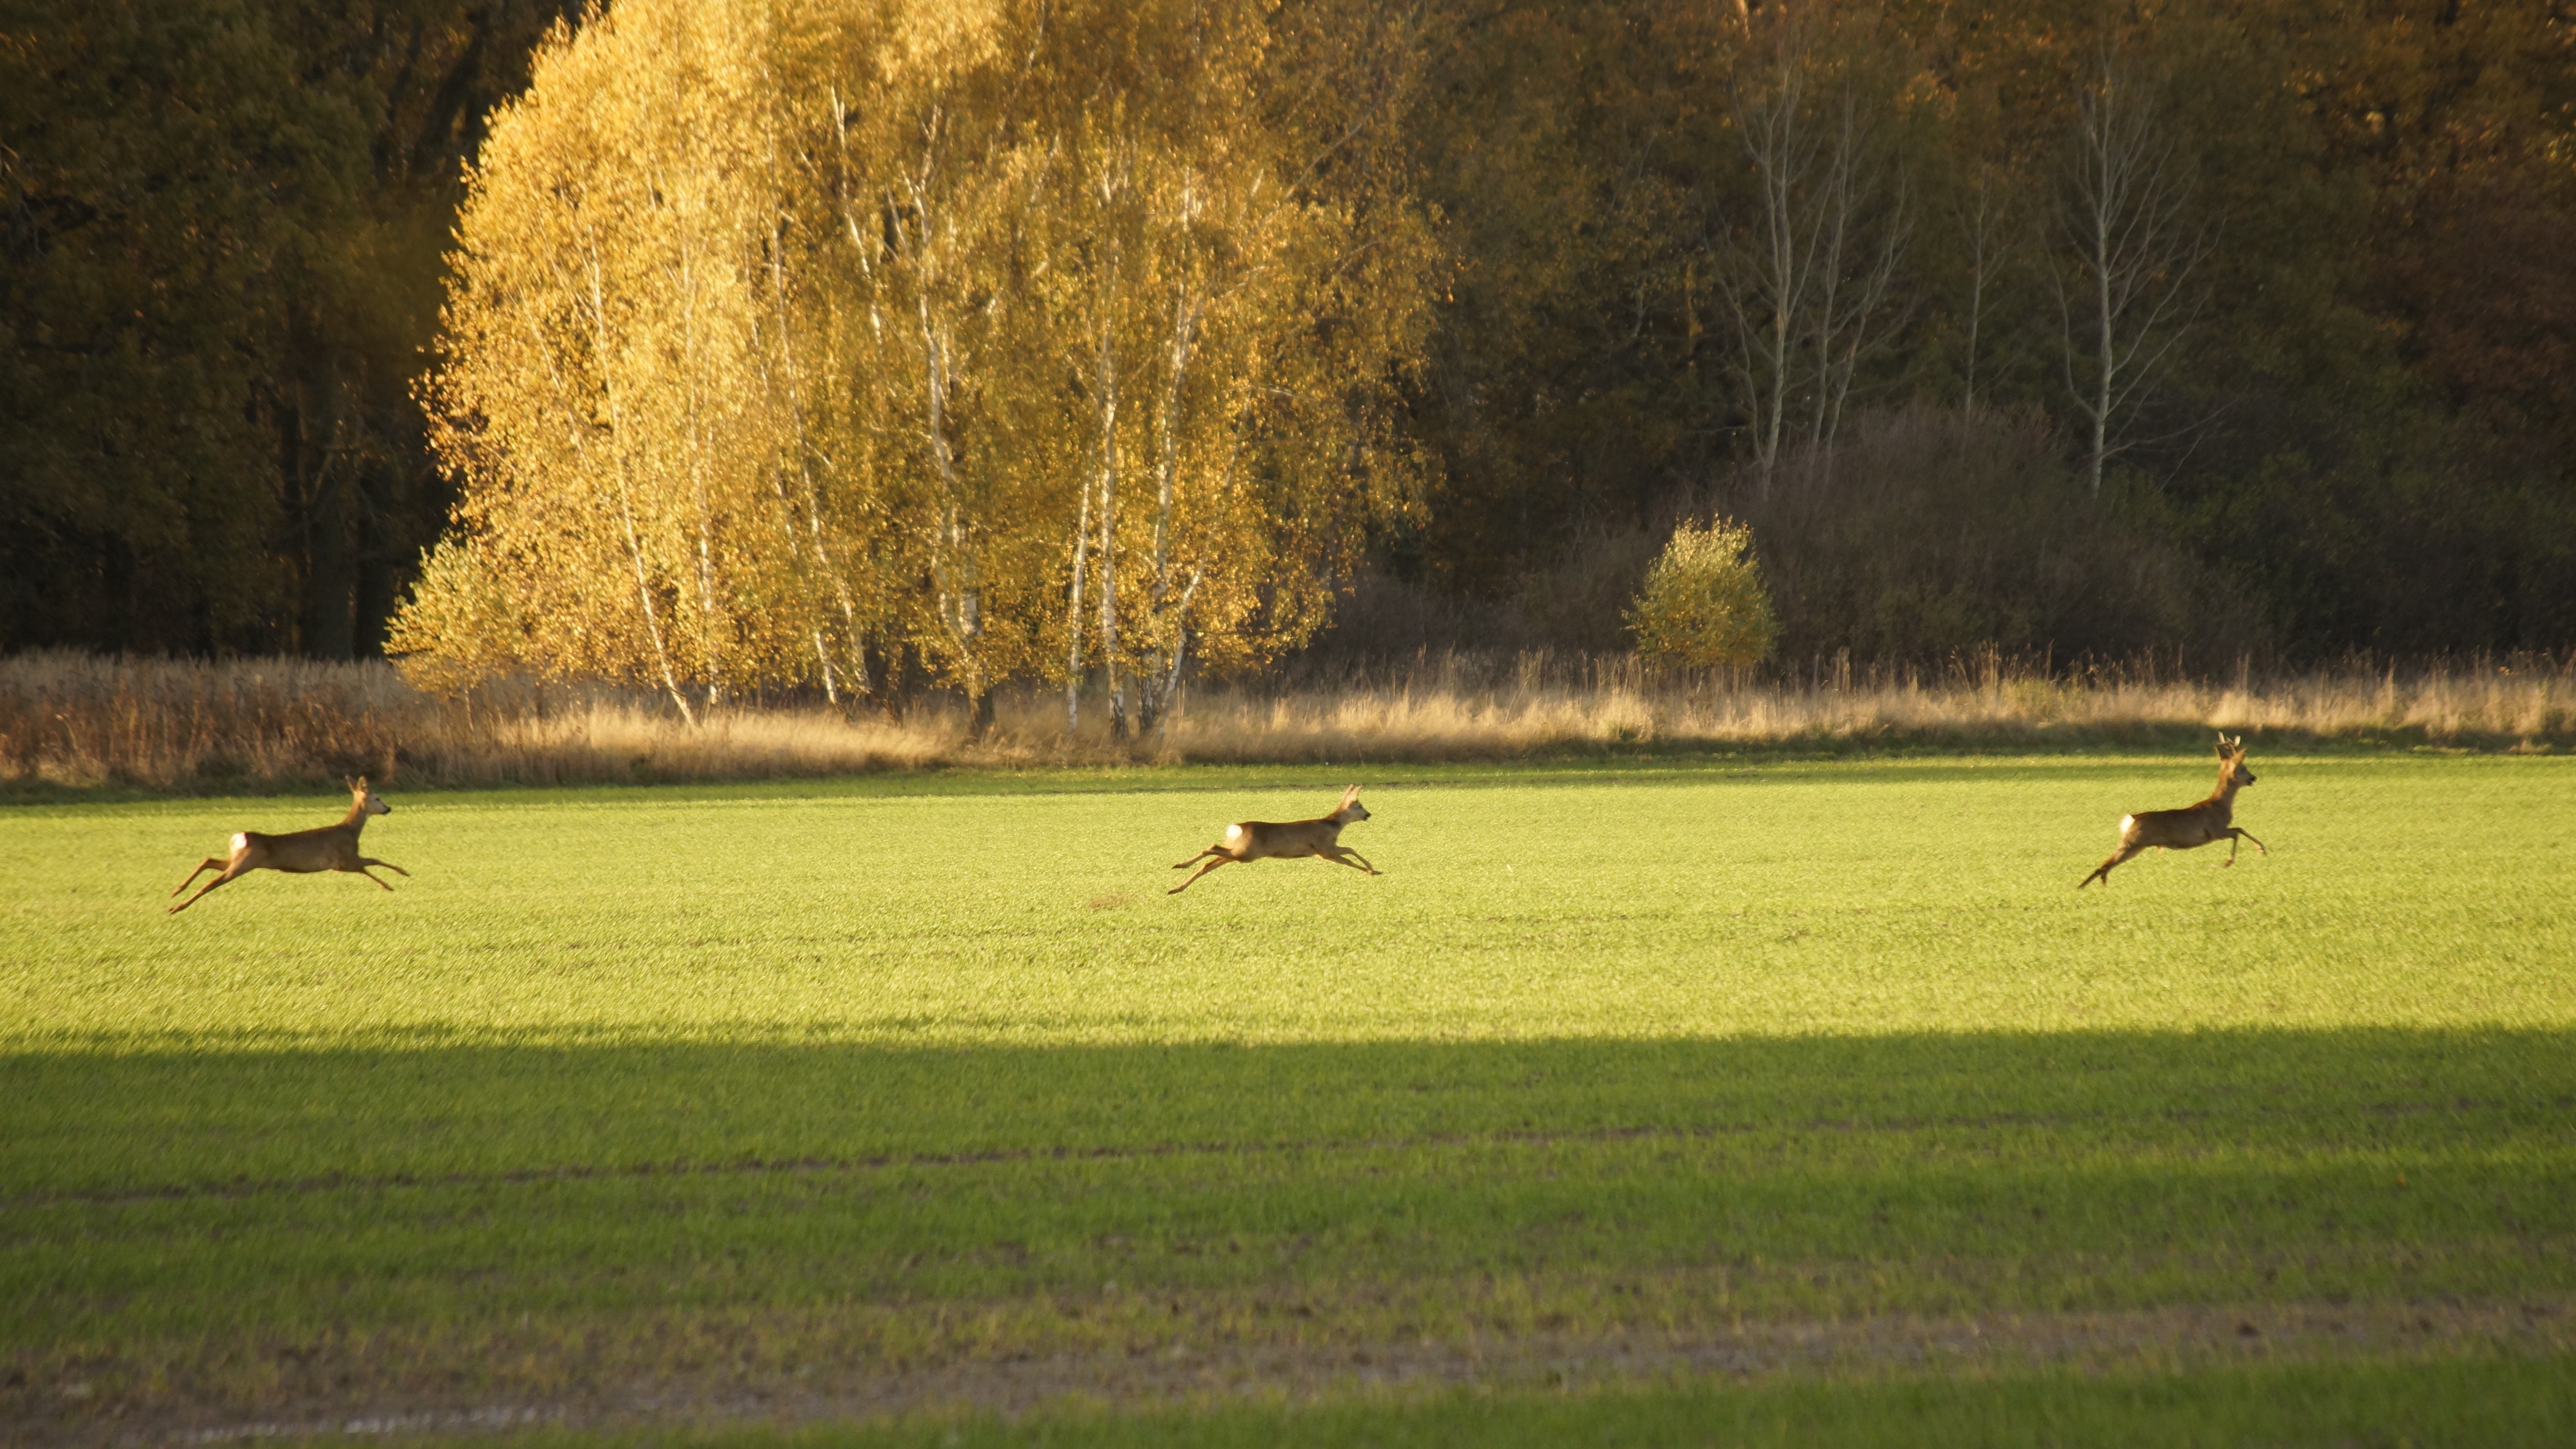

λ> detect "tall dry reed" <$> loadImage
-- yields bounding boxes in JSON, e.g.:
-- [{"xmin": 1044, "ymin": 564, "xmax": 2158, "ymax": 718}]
[
  {"xmin": 3, "ymin": 648, "xmax": 2568, "ymax": 794},
  {"xmin": 0, "ymin": 652, "xmax": 949, "ymax": 792},
  {"xmin": 1132, "ymin": 649, "xmax": 2575, "ymax": 764}
]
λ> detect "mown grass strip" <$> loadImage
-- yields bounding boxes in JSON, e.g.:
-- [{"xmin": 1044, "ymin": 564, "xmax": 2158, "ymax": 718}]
[
  {"xmin": 605, "ymin": 1354, "xmax": 2576, "ymax": 1449},
  {"xmin": 36, "ymin": 1338, "xmax": 2576, "ymax": 1448}
]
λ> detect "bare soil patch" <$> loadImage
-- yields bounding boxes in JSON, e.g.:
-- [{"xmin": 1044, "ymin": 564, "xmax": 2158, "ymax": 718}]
[{"xmin": 9, "ymin": 1295, "xmax": 2568, "ymax": 1446}]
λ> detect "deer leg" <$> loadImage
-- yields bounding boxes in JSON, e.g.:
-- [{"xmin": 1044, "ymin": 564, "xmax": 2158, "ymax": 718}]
[
  {"xmin": 346, "ymin": 865, "xmax": 398, "ymax": 891},
  {"xmin": 1172, "ymin": 846, "xmax": 1225, "ymax": 870},
  {"xmin": 2078, "ymin": 845, "xmax": 2144, "ymax": 889},
  {"xmin": 1322, "ymin": 847, "xmax": 1379, "ymax": 876},
  {"xmin": 358, "ymin": 857, "xmax": 410, "ymax": 877},
  {"xmin": 2235, "ymin": 829, "xmax": 2267, "ymax": 857},
  {"xmin": 170, "ymin": 857, "xmax": 230, "ymax": 897},
  {"xmin": 1168, "ymin": 857, "xmax": 1232, "ymax": 894},
  {"xmin": 169, "ymin": 866, "xmax": 247, "ymax": 915}
]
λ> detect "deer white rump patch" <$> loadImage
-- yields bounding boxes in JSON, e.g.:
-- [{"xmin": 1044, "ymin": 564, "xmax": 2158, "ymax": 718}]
[
  {"xmin": 1225, "ymin": 824, "xmax": 1244, "ymax": 841},
  {"xmin": 232, "ymin": 832, "xmax": 249, "ymax": 852},
  {"xmin": 2118, "ymin": 815, "xmax": 2135, "ymax": 835}
]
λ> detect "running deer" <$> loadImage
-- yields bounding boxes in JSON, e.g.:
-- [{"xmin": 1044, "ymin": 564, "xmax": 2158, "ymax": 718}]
[
  {"xmin": 2078, "ymin": 734, "xmax": 2266, "ymax": 888},
  {"xmin": 1170, "ymin": 785, "xmax": 1377, "ymax": 894},
  {"xmin": 169, "ymin": 776, "xmax": 408, "ymax": 914}
]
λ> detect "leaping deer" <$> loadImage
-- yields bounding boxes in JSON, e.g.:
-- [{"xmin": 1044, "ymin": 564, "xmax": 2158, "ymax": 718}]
[
  {"xmin": 170, "ymin": 776, "xmax": 408, "ymax": 914},
  {"xmin": 1171, "ymin": 785, "xmax": 1377, "ymax": 894},
  {"xmin": 2079, "ymin": 734, "xmax": 2266, "ymax": 888}
]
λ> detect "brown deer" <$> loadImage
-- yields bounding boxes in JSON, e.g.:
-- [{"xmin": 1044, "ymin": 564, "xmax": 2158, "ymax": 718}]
[
  {"xmin": 170, "ymin": 776, "xmax": 408, "ymax": 914},
  {"xmin": 1171, "ymin": 785, "xmax": 1377, "ymax": 894},
  {"xmin": 2078, "ymin": 734, "xmax": 2266, "ymax": 888}
]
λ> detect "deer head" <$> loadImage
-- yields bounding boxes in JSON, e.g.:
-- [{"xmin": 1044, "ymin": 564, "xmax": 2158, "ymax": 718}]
[
  {"xmin": 1336, "ymin": 785, "xmax": 1370, "ymax": 823},
  {"xmin": 2215, "ymin": 734, "xmax": 2254, "ymax": 788},
  {"xmin": 347, "ymin": 775, "xmax": 392, "ymax": 815}
]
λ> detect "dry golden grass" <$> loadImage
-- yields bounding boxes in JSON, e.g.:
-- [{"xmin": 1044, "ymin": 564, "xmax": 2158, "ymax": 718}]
[
  {"xmin": 2, "ymin": 648, "xmax": 2568, "ymax": 794},
  {"xmin": 0, "ymin": 652, "xmax": 948, "ymax": 793},
  {"xmin": 1127, "ymin": 650, "xmax": 2576, "ymax": 765}
]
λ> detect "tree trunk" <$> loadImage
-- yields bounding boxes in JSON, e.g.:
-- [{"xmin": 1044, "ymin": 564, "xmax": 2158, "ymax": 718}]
[
  {"xmin": 2091, "ymin": 191, "xmax": 2113, "ymax": 495},
  {"xmin": 1140, "ymin": 282, "xmax": 1198, "ymax": 732},
  {"xmin": 586, "ymin": 252, "xmax": 696, "ymax": 726},
  {"xmin": 766, "ymin": 223, "xmax": 870, "ymax": 700},
  {"xmin": 1065, "ymin": 478, "xmax": 1091, "ymax": 731},
  {"xmin": 1093, "ymin": 269, "xmax": 1127, "ymax": 743},
  {"xmin": 1099, "ymin": 459, "xmax": 1124, "ymax": 741}
]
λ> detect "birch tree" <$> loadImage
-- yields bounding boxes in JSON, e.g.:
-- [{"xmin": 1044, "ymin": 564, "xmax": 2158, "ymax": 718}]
[
  {"xmin": 1953, "ymin": 160, "xmax": 2013, "ymax": 420},
  {"xmin": 1710, "ymin": 10, "xmax": 1912, "ymax": 487},
  {"xmin": 1036, "ymin": 0, "xmax": 1434, "ymax": 737},
  {"xmin": 396, "ymin": 0, "xmax": 1432, "ymax": 718},
  {"xmin": 822, "ymin": 28, "xmax": 1067, "ymax": 728},
  {"xmin": 2054, "ymin": 55, "xmax": 2213, "ymax": 495},
  {"xmin": 400, "ymin": 10, "xmax": 707, "ymax": 716},
  {"xmin": 394, "ymin": 0, "xmax": 838, "ymax": 714}
]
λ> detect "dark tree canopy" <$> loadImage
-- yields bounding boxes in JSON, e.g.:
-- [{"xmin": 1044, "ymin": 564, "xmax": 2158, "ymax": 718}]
[{"xmin": 2, "ymin": 0, "xmax": 583, "ymax": 658}]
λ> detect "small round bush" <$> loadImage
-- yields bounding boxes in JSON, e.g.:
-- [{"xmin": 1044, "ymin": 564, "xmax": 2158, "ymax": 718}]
[{"xmin": 1627, "ymin": 518, "xmax": 1777, "ymax": 668}]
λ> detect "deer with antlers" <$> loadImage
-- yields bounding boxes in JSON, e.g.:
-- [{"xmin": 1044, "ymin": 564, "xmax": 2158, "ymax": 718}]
[
  {"xmin": 169, "ymin": 776, "xmax": 408, "ymax": 914},
  {"xmin": 2078, "ymin": 734, "xmax": 2266, "ymax": 888},
  {"xmin": 1171, "ymin": 785, "xmax": 1377, "ymax": 894}
]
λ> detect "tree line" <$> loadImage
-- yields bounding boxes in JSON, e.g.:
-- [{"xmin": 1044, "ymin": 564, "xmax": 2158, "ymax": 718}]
[{"xmin": 6, "ymin": 0, "xmax": 2573, "ymax": 690}]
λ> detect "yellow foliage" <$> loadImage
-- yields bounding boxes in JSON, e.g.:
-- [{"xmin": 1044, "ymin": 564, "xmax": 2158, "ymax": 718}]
[
  {"xmin": 391, "ymin": 0, "xmax": 1436, "ymax": 724},
  {"xmin": 1627, "ymin": 518, "xmax": 1778, "ymax": 670}
]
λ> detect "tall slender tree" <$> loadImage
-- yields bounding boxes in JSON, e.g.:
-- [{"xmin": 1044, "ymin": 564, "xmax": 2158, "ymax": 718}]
[{"xmin": 2054, "ymin": 54, "xmax": 2212, "ymax": 496}]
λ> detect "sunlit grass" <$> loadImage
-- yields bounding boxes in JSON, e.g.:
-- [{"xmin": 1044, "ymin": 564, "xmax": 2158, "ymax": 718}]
[
  {"xmin": 3, "ymin": 754, "xmax": 2572, "ymax": 1439},
  {"xmin": 8, "ymin": 753, "xmax": 2573, "ymax": 1048}
]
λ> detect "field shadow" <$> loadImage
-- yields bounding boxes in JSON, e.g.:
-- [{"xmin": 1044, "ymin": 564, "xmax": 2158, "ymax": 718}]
[{"xmin": 6, "ymin": 1025, "xmax": 2570, "ymax": 1197}]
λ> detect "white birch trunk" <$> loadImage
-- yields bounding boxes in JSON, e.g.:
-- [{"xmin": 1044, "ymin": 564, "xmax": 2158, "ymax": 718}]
[
  {"xmin": 581, "ymin": 244, "xmax": 697, "ymax": 725},
  {"xmin": 2057, "ymin": 60, "xmax": 2210, "ymax": 498}
]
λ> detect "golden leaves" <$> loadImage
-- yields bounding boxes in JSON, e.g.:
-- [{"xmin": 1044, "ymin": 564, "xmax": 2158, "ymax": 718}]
[{"xmin": 396, "ymin": 0, "xmax": 1437, "ymax": 713}]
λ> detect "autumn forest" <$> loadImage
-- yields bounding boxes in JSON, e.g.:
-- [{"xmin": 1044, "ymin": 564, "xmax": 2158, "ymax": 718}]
[{"xmin": 6, "ymin": 0, "xmax": 2573, "ymax": 715}]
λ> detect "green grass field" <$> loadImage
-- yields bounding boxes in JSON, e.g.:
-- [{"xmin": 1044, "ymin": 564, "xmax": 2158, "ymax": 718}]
[{"xmin": 4, "ymin": 752, "xmax": 2573, "ymax": 1444}]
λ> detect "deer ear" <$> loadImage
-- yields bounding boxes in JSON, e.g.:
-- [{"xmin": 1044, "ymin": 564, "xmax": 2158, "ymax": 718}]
[{"xmin": 1343, "ymin": 784, "xmax": 1362, "ymax": 801}]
